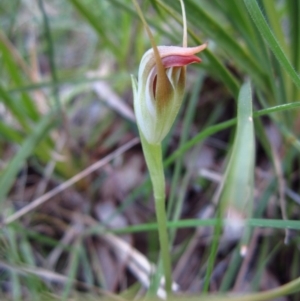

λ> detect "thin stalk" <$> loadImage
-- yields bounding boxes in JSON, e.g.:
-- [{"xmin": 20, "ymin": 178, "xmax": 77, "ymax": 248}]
[
  {"xmin": 37, "ymin": 0, "xmax": 61, "ymax": 111},
  {"xmin": 139, "ymin": 133, "xmax": 172, "ymax": 294},
  {"xmin": 202, "ymin": 214, "xmax": 222, "ymax": 292}
]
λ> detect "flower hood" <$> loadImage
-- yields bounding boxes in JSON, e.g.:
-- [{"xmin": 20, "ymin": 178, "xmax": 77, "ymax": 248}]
[{"xmin": 132, "ymin": 44, "xmax": 207, "ymax": 144}]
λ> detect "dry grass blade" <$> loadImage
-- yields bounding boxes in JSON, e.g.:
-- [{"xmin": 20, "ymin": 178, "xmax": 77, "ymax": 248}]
[
  {"xmin": 232, "ymin": 228, "xmax": 260, "ymax": 291},
  {"xmin": 1, "ymin": 138, "xmax": 139, "ymax": 227},
  {"xmin": 102, "ymin": 233, "xmax": 179, "ymax": 299},
  {"xmin": 0, "ymin": 261, "xmax": 126, "ymax": 301},
  {"xmin": 271, "ymin": 146, "xmax": 289, "ymax": 244},
  {"xmin": 91, "ymin": 81, "xmax": 135, "ymax": 122}
]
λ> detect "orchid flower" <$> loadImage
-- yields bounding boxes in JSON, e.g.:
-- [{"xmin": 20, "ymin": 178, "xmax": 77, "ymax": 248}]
[
  {"xmin": 131, "ymin": 0, "xmax": 207, "ymax": 294},
  {"xmin": 131, "ymin": 2, "xmax": 207, "ymax": 144}
]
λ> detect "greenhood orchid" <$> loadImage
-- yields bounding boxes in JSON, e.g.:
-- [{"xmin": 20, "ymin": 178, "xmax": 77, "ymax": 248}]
[
  {"xmin": 132, "ymin": 44, "xmax": 207, "ymax": 144},
  {"xmin": 131, "ymin": 0, "xmax": 206, "ymax": 145},
  {"xmin": 131, "ymin": 0, "xmax": 207, "ymax": 293}
]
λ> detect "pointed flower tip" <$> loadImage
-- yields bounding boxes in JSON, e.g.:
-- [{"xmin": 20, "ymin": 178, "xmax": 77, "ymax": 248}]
[
  {"xmin": 180, "ymin": 43, "xmax": 207, "ymax": 58},
  {"xmin": 194, "ymin": 42, "xmax": 208, "ymax": 53},
  {"xmin": 159, "ymin": 42, "xmax": 207, "ymax": 68},
  {"xmin": 157, "ymin": 43, "xmax": 207, "ymax": 60}
]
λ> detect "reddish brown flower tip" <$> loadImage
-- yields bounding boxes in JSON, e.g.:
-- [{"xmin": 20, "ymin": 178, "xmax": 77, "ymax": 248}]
[{"xmin": 162, "ymin": 55, "xmax": 201, "ymax": 69}]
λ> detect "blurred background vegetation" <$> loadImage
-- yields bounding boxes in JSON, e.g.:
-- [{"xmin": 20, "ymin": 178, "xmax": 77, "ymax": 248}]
[{"xmin": 0, "ymin": 0, "xmax": 300, "ymax": 300}]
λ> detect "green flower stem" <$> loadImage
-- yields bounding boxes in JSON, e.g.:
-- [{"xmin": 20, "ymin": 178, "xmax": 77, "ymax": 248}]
[{"xmin": 139, "ymin": 132, "xmax": 172, "ymax": 294}]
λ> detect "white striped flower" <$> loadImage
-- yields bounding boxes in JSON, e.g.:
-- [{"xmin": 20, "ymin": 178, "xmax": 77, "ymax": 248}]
[{"xmin": 132, "ymin": 44, "xmax": 207, "ymax": 144}]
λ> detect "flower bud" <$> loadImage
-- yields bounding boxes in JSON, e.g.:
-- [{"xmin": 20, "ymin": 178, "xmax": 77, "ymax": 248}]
[{"xmin": 131, "ymin": 44, "xmax": 207, "ymax": 144}]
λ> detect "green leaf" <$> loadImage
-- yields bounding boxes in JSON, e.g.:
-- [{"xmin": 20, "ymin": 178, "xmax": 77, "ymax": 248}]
[{"xmin": 218, "ymin": 81, "xmax": 255, "ymax": 242}]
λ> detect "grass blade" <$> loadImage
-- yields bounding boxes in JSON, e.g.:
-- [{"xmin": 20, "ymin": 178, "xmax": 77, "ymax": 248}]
[
  {"xmin": 68, "ymin": 0, "xmax": 119, "ymax": 57},
  {"xmin": 244, "ymin": 0, "xmax": 300, "ymax": 90},
  {"xmin": 0, "ymin": 121, "xmax": 23, "ymax": 143},
  {"xmin": 109, "ymin": 218, "xmax": 300, "ymax": 235},
  {"xmin": 0, "ymin": 113, "xmax": 56, "ymax": 206},
  {"xmin": 0, "ymin": 83, "xmax": 29, "ymax": 130},
  {"xmin": 0, "ymin": 30, "xmax": 39, "ymax": 120},
  {"xmin": 37, "ymin": 0, "xmax": 61, "ymax": 111}
]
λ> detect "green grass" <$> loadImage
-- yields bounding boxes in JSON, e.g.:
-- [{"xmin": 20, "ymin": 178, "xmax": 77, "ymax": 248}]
[{"xmin": 0, "ymin": 0, "xmax": 299, "ymax": 300}]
